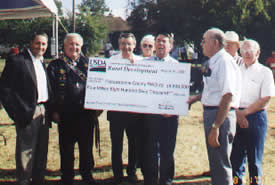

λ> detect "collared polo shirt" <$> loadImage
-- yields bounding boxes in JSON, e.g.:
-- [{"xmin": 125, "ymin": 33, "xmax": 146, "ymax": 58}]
[
  {"xmin": 239, "ymin": 61, "xmax": 275, "ymax": 108},
  {"xmin": 28, "ymin": 49, "xmax": 49, "ymax": 103},
  {"xmin": 201, "ymin": 49, "xmax": 239, "ymax": 108}
]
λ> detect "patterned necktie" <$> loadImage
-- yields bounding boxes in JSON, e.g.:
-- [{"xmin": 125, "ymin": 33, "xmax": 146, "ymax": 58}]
[
  {"xmin": 155, "ymin": 56, "xmax": 165, "ymax": 61},
  {"xmin": 201, "ymin": 59, "xmax": 211, "ymax": 77}
]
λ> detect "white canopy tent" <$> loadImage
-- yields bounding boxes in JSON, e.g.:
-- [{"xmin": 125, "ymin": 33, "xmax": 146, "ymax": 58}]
[{"xmin": 0, "ymin": 0, "xmax": 59, "ymax": 57}]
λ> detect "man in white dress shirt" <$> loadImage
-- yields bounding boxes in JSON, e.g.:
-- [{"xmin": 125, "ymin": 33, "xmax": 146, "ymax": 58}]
[
  {"xmin": 0, "ymin": 32, "xmax": 51, "ymax": 185},
  {"xmin": 230, "ymin": 39, "xmax": 275, "ymax": 185},
  {"xmin": 188, "ymin": 28, "xmax": 239, "ymax": 185},
  {"xmin": 107, "ymin": 33, "xmax": 143, "ymax": 184}
]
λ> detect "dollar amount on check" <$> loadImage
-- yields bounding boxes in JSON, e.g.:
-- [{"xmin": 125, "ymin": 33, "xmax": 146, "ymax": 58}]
[{"xmin": 84, "ymin": 58, "xmax": 191, "ymax": 116}]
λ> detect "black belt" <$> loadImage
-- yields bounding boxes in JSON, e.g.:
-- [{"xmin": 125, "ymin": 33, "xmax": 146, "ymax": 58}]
[
  {"xmin": 203, "ymin": 105, "xmax": 236, "ymax": 111},
  {"xmin": 37, "ymin": 102, "xmax": 46, "ymax": 106},
  {"xmin": 239, "ymin": 107, "xmax": 265, "ymax": 112},
  {"xmin": 239, "ymin": 107, "xmax": 246, "ymax": 110}
]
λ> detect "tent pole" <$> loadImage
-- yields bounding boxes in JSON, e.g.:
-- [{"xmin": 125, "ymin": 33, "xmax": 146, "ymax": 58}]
[
  {"xmin": 72, "ymin": 0, "xmax": 75, "ymax": 32},
  {"xmin": 51, "ymin": 15, "xmax": 59, "ymax": 58},
  {"xmin": 55, "ymin": 15, "xmax": 58, "ymax": 58}
]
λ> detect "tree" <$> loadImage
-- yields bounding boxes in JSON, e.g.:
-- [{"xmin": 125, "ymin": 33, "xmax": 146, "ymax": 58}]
[
  {"xmin": 127, "ymin": 2, "xmax": 159, "ymax": 42},
  {"xmin": 75, "ymin": 6, "xmax": 108, "ymax": 55},
  {"xmin": 80, "ymin": 0, "xmax": 109, "ymax": 16},
  {"xmin": 54, "ymin": 0, "xmax": 64, "ymax": 17},
  {"xmin": 127, "ymin": 0, "xmax": 273, "ymax": 60}
]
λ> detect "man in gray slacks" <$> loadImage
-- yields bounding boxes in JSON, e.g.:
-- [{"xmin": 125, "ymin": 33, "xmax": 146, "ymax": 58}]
[
  {"xmin": 188, "ymin": 28, "xmax": 240, "ymax": 185},
  {"xmin": 0, "ymin": 32, "xmax": 51, "ymax": 185}
]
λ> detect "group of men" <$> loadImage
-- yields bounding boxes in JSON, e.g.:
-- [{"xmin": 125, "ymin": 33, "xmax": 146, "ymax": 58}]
[
  {"xmin": 0, "ymin": 27, "xmax": 274, "ymax": 185},
  {"xmin": 189, "ymin": 28, "xmax": 275, "ymax": 185},
  {"xmin": 0, "ymin": 32, "xmax": 99, "ymax": 185},
  {"xmin": 106, "ymin": 32, "xmax": 179, "ymax": 185}
]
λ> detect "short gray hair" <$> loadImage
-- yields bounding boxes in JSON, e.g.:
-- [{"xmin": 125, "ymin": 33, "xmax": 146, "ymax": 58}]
[
  {"xmin": 141, "ymin": 34, "xmax": 155, "ymax": 45},
  {"xmin": 206, "ymin": 28, "xmax": 225, "ymax": 48},
  {"xmin": 240, "ymin": 39, "xmax": 260, "ymax": 53},
  {"xmin": 64, "ymin": 33, "xmax": 84, "ymax": 46}
]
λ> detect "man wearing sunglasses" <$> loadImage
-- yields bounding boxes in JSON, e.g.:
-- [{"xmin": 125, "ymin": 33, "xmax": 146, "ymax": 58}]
[{"xmin": 140, "ymin": 34, "xmax": 155, "ymax": 58}]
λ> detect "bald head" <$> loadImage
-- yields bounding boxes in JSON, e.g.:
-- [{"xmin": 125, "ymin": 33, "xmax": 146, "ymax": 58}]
[{"xmin": 201, "ymin": 28, "xmax": 225, "ymax": 57}]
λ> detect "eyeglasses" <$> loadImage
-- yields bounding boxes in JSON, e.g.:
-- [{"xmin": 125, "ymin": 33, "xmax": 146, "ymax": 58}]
[
  {"xmin": 143, "ymin": 44, "xmax": 153, "ymax": 48},
  {"xmin": 240, "ymin": 48, "xmax": 256, "ymax": 55}
]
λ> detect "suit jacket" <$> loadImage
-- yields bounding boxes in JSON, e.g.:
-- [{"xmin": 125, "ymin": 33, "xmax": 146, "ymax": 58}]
[{"xmin": 0, "ymin": 49, "xmax": 52, "ymax": 127}]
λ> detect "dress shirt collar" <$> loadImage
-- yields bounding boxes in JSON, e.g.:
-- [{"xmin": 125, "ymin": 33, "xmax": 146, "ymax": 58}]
[
  {"xmin": 154, "ymin": 55, "xmax": 170, "ymax": 62},
  {"xmin": 241, "ymin": 60, "xmax": 259, "ymax": 70},
  {"xmin": 115, "ymin": 52, "xmax": 142, "ymax": 61},
  {"xmin": 27, "ymin": 49, "xmax": 44, "ymax": 63},
  {"xmin": 208, "ymin": 48, "xmax": 226, "ymax": 66}
]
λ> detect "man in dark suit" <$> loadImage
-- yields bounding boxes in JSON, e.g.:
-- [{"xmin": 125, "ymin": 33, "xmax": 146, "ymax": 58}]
[
  {"xmin": 0, "ymin": 32, "xmax": 51, "ymax": 185},
  {"xmin": 142, "ymin": 32, "xmax": 179, "ymax": 185},
  {"xmin": 47, "ymin": 33, "xmax": 99, "ymax": 185}
]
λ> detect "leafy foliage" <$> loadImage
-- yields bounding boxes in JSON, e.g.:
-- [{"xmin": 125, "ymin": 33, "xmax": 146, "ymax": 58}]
[
  {"xmin": 76, "ymin": 6, "xmax": 107, "ymax": 55},
  {"xmin": 0, "ymin": 0, "xmax": 108, "ymax": 57},
  {"xmin": 80, "ymin": 0, "xmax": 109, "ymax": 16},
  {"xmin": 127, "ymin": 0, "xmax": 273, "ymax": 60}
]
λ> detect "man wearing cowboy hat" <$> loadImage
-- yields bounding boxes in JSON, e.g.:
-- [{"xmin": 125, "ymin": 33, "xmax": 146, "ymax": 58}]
[{"xmin": 224, "ymin": 31, "xmax": 243, "ymax": 65}]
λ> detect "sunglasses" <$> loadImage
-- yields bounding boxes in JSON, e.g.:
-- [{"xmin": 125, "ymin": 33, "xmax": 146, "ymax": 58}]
[{"xmin": 143, "ymin": 44, "xmax": 153, "ymax": 48}]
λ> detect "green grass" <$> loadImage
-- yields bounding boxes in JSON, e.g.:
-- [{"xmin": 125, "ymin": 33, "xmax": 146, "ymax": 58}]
[{"xmin": 0, "ymin": 59, "xmax": 5, "ymax": 72}]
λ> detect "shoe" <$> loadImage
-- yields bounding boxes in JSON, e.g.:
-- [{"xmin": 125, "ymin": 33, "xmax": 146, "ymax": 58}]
[
  {"xmin": 60, "ymin": 179, "xmax": 73, "ymax": 185},
  {"xmin": 202, "ymin": 171, "xmax": 211, "ymax": 177},
  {"xmin": 18, "ymin": 179, "xmax": 31, "ymax": 185},
  {"xmin": 127, "ymin": 175, "xmax": 138, "ymax": 184},
  {"xmin": 112, "ymin": 177, "xmax": 123, "ymax": 185},
  {"xmin": 82, "ymin": 176, "xmax": 99, "ymax": 185}
]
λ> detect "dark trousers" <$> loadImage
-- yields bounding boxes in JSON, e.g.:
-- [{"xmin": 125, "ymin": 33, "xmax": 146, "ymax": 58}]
[
  {"xmin": 58, "ymin": 111, "xmax": 95, "ymax": 185},
  {"xmin": 15, "ymin": 105, "xmax": 49, "ymax": 185},
  {"xmin": 231, "ymin": 110, "xmax": 267, "ymax": 185},
  {"xmin": 108, "ymin": 112, "xmax": 141, "ymax": 179},
  {"xmin": 142, "ymin": 115, "xmax": 178, "ymax": 185}
]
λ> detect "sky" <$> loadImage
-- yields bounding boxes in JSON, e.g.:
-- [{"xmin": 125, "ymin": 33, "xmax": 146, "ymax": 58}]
[{"xmin": 61, "ymin": 0, "xmax": 128, "ymax": 19}]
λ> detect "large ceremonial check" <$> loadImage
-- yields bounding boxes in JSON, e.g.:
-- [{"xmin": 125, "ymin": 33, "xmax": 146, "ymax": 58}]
[{"xmin": 84, "ymin": 58, "xmax": 191, "ymax": 115}]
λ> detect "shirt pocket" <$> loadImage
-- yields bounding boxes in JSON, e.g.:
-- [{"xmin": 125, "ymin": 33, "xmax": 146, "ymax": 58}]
[{"xmin": 246, "ymin": 78, "xmax": 261, "ymax": 99}]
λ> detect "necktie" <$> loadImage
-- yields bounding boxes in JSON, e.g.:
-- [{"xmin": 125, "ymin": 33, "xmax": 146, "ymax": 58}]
[
  {"xmin": 155, "ymin": 56, "xmax": 164, "ymax": 61},
  {"xmin": 201, "ymin": 59, "xmax": 211, "ymax": 77}
]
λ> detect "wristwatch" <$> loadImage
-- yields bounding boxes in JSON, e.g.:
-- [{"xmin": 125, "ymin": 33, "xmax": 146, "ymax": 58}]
[{"xmin": 212, "ymin": 123, "xmax": 219, "ymax": 129}]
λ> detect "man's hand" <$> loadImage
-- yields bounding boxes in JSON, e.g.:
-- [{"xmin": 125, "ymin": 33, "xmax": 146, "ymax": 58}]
[
  {"xmin": 96, "ymin": 110, "xmax": 103, "ymax": 117},
  {"xmin": 208, "ymin": 127, "xmax": 220, "ymax": 148},
  {"xmin": 236, "ymin": 110, "xmax": 249, "ymax": 128},
  {"xmin": 52, "ymin": 112, "xmax": 61, "ymax": 124},
  {"xmin": 187, "ymin": 95, "xmax": 201, "ymax": 105},
  {"xmin": 162, "ymin": 114, "xmax": 174, "ymax": 118}
]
